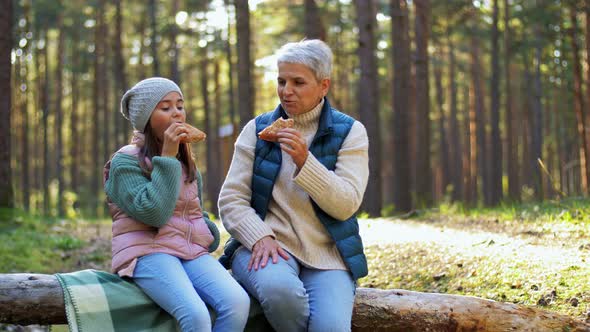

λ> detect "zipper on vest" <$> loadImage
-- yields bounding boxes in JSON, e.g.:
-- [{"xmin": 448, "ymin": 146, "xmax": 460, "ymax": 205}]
[{"xmin": 183, "ymin": 188, "xmax": 191, "ymax": 254}]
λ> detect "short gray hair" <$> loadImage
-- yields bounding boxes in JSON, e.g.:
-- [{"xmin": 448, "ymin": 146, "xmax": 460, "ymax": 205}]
[{"xmin": 276, "ymin": 39, "xmax": 333, "ymax": 81}]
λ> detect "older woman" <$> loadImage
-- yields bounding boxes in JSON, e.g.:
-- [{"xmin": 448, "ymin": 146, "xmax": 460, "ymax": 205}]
[{"xmin": 218, "ymin": 39, "xmax": 369, "ymax": 332}]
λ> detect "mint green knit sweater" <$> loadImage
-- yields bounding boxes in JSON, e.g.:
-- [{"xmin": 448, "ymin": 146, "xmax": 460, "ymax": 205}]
[{"xmin": 104, "ymin": 153, "xmax": 181, "ymax": 227}]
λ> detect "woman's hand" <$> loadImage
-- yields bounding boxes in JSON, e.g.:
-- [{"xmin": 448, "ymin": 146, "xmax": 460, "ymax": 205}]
[
  {"xmin": 248, "ymin": 235, "xmax": 290, "ymax": 271},
  {"xmin": 161, "ymin": 123, "xmax": 188, "ymax": 157},
  {"xmin": 277, "ymin": 128, "xmax": 308, "ymax": 170}
]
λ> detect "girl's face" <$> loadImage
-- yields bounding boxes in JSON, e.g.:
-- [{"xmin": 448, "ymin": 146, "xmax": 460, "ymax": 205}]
[
  {"xmin": 277, "ymin": 62, "xmax": 330, "ymax": 115},
  {"xmin": 148, "ymin": 91, "xmax": 185, "ymax": 141}
]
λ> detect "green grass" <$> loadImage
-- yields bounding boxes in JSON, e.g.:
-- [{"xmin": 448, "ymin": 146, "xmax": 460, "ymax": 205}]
[
  {"xmin": 0, "ymin": 208, "xmax": 108, "ymax": 273},
  {"xmin": 422, "ymin": 196, "xmax": 590, "ymax": 225}
]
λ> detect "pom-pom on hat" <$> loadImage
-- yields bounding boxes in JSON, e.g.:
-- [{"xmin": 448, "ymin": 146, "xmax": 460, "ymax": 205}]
[{"xmin": 120, "ymin": 77, "xmax": 183, "ymax": 132}]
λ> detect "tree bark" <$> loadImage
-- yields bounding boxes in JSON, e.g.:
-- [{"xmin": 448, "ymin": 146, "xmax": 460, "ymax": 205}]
[
  {"xmin": 413, "ymin": 0, "xmax": 433, "ymax": 207},
  {"xmin": 390, "ymin": 0, "xmax": 412, "ymax": 212},
  {"xmin": 149, "ymin": 0, "xmax": 160, "ymax": 76},
  {"xmin": 1, "ymin": 274, "xmax": 588, "ymax": 331},
  {"xmin": 224, "ymin": 0, "xmax": 238, "ymax": 129},
  {"xmin": 304, "ymin": 0, "xmax": 326, "ymax": 41},
  {"xmin": 504, "ymin": 0, "xmax": 519, "ymax": 201},
  {"xmin": 169, "ymin": 0, "xmax": 180, "ymax": 85},
  {"xmin": 489, "ymin": 0, "xmax": 502, "ymax": 205},
  {"xmin": 569, "ymin": 4, "xmax": 590, "ymax": 194},
  {"xmin": 235, "ymin": 0, "xmax": 254, "ymax": 130},
  {"xmin": 434, "ymin": 63, "xmax": 449, "ymax": 199},
  {"xmin": 42, "ymin": 30, "xmax": 51, "ymax": 216},
  {"xmin": 531, "ymin": 27, "xmax": 544, "ymax": 199},
  {"xmin": 0, "ymin": 0, "xmax": 14, "ymax": 208},
  {"xmin": 55, "ymin": 9, "xmax": 65, "ymax": 217},
  {"xmin": 113, "ymin": 0, "xmax": 129, "ymax": 149},
  {"xmin": 448, "ymin": 33, "xmax": 463, "ymax": 202},
  {"xmin": 470, "ymin": 35, "xmax": 487, "ymax": 205},
  {"xmin": 354, "ymin": 0, "xmax": 382, "ymax": 217}
]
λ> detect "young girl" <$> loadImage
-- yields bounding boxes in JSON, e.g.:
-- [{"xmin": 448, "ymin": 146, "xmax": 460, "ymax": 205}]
[{"xmin": 104, "ymin": 77, "xmax": 250, "ymax": 332}]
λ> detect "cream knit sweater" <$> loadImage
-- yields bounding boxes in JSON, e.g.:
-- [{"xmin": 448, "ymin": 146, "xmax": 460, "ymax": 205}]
[{"xmin": 218, "ymin": 100, "xmax": 369, "ymax": 270}]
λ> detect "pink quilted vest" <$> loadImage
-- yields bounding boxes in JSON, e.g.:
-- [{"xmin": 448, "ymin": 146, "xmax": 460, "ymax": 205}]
[{"xmin": 104, "ymin": 145, "xmax": 213, "ymax": 276}]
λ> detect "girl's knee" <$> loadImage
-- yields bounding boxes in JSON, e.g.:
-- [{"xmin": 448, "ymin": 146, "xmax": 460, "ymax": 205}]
[{"xmin": 178, "ymin": 308, "xmax": 211, "ymax": 332}]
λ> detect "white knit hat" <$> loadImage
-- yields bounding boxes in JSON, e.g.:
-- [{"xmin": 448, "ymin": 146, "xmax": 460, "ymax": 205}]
[{"xmin": 120, "ymin": 77, "xmax": 183, "ymax": 132}]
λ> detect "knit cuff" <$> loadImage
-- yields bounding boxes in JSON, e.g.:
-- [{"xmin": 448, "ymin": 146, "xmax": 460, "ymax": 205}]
[
  {"xmin": 230, "ymin": 215, "xmax": 276, "ymax": 250},
  {"xmin": 294, "ymin": 154, "xmax": 330, "ymax": 197}
]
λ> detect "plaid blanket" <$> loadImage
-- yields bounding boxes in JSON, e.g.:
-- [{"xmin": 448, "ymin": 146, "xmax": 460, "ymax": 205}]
[
  {"xmin": 55, "ymin": 269, "xmax": 270, "ymax": 332},
  {"xmin": 55, "ymin": 269, "xmax": 179, "ymax": 332}
]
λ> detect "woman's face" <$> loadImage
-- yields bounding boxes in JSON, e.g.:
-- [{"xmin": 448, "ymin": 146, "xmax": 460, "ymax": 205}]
[
  {"xmin": 277, "ymin": 62, "xmax": 330, "ymax": 115},
  {"xmin": 148, "ymin": 91, "xmax": 185, "ymax": 141}
]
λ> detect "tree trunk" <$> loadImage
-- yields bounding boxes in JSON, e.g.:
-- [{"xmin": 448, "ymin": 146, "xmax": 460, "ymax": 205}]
[
  {"xmin": 504, "ymin": 0, "xmax": 519, "ymax": 201},
  {"xmin": 149, "ymin": 0, "xmax": 160, "ymax": 76},
  {"xmin": 92, "ymin": 1, "xmax": 104, "ymax": 216},
  {"xmin": 1, "ymin": 274, "xmax": 589, "ymax": 331},
  {"xmin": 470, "ymin": 36, "xmax": 487, "ymax": 205},
  {"xmin": 169, "ymin": 0, "xmax": 180, "ymax": 84},
  {"xmin": 199, "ymin": 49, "xmax": 218, "ymax": 216},
  {"xmin": 42, "ymin": 30, "xmax": 51, "ymax": 216},
  {"xmin": 570, "ymin": 4, "xmax": 590, "ymax": 194},
  {"xmin": 235, "ymin": 0, "xmax": 254, "ymax": 130},
  {"xmin": 55, "ymin": 10, "xmax": 65, "ymax": 217},
  {"xmin": 531, "ymin": 28, "xmax": 544, "ymax": 199},
  {"xmin": 113, "ymin": 0, "xmax": 129, "ymax": 148},
  {"xmin": 489, "ymin": 0, "xmax": 502, "ymax": 205},
  {"xmin": 0, "ymin": 0, "xmax": 14, "ymax": 208},
  {"xmin": 466, "ymin": 85, "xmax": 477, "ymax": 205},
  {"xmin": 304, "ymin": 0, "xmax": 326, "ymax": 41},
  {"xmin": 213, "ymin": 61, "xmax": 223, "ymax": 211},
  {"xmin": 224, "ymin": 0, "xmax": 238, "ymax": 129},
  {"xmin": 100, "ymin": 11, "xmax": 111, "ymax": 184},
  {"xmin": 520, "ymin": 55, "xmax": 533, "ymax": 191},
  {"xmin": 448, "ymin": 33, "xmax": 463, "ymax": 201},
  {"xmin": 434, "ymin": 63, "xmax": 449, "ymax": 199},
  {"xmin": 354, "ymin": 0, "xmax": 382, "ymax": 217},
  {"xmin": 391, "ymin": 0, "xmax": 412, "ymax": 212},
  {"xmin": 70, "ymin": 27, "xmax": 80, "ymax": 196},
  {"xmin": 413, "ymin": 0, "xmax": 432, "ymax": 207}
]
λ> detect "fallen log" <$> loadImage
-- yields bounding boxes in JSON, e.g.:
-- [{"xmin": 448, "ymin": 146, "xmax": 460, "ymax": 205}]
[{"xmin": 1, "ymin": 273, "xmax": 588, "ymax": 331}]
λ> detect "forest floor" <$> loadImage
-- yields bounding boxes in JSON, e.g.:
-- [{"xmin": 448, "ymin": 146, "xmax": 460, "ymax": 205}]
[{"xmin": 1, "ymin": 198, "xmax": 590, "ymax": 328}]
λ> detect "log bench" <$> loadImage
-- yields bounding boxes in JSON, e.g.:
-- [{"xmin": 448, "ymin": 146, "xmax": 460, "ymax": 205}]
[{"xmin": 1, "ymin": 273, "xmax": 589, "ymax": 331}]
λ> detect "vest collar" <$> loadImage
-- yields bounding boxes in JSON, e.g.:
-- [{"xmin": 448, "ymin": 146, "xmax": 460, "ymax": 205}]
[{"xmin": 271, "ymin": 97, "xmax": 334, "ymax": 139}]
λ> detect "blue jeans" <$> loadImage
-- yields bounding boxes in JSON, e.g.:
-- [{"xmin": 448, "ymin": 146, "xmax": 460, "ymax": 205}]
[
  {"xmin": 231, "ymin": 247, "xmax": 355, "ymax": 332},
  {"xmin": 133, "ymin": 253, "xmax": 250, "ymax": 332}
]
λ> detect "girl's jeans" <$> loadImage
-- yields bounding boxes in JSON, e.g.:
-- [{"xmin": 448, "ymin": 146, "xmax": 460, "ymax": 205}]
[
  {"xmin": 133, "ymin": 253, "xmax": 250, "ymax": 332},
  {"xmin": 231, "ymin": 247, "xmax": 355, "ymax": 332}
]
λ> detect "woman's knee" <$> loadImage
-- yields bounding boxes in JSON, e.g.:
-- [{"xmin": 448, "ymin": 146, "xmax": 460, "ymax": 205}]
[{"xmin": 258, "ymin": 280, "xmax": 308, "ymax": 314}]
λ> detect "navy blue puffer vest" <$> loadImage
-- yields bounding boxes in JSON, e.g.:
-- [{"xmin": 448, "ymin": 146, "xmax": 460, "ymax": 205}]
[{"xmin": 219, "ymin": 98, "xmax": 368, "ymax": 280}]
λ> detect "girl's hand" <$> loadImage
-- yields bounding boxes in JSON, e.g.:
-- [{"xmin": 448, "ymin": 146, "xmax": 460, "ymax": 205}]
[
  {"xmin": 161, "ymin": 123, "xmax": 188, "ymax": 157},
  {"xmin": 248, "ymin": 235, "xmax": 290, "ymax": 271},
  {"xmin": 277, "ymin": 128, "xmax": 308, "ymax": 170}
]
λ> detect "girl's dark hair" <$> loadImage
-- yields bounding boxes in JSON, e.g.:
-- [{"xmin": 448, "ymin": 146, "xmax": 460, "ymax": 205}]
[{"xmin": 138, "ymin": 124, "xmax": 197, "ymax": 183}]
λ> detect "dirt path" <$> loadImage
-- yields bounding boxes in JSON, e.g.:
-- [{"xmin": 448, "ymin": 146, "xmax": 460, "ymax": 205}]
[{"xmin": 359, "ymin": 218, "xmax": 587, "ymax": 267}]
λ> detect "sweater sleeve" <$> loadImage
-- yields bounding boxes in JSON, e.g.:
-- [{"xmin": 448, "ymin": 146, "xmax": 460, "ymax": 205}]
[
  {"xmin": 104, "ymin": 153, "xmax": 182, "ymax": 227},
  {"xmin": 218, "ymin": 120, "xmax": 276, "ymax": 250},
  {"xmin": 294, "ymin": 121, "xmax": 369, "ymax": 221}
]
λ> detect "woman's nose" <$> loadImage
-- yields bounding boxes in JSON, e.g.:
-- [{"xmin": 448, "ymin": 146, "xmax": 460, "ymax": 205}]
[{"xmin": 283, "ymin": 82, "xmax": 293, "ymax": 95}]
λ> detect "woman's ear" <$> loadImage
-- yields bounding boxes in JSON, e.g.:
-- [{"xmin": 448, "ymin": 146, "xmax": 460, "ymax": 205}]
[{"xmin": 320, "ymin": 78, "xmax": 331, "ymax": 97}]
